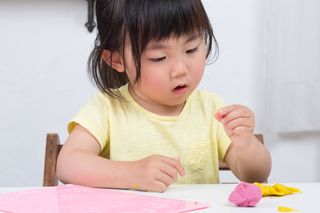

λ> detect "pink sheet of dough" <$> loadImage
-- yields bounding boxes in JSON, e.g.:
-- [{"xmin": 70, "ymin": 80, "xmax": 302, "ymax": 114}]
[
  {"xmin": 0, "ymin": 187, "xmax": 59, "ymax": 213},
  {"xmin": 0, "ymin": 184, "xmax": 209, "ymax": 213},
  {"xmin": 228, "ymin": 182, "xmax": 262, "ymax": 207}
]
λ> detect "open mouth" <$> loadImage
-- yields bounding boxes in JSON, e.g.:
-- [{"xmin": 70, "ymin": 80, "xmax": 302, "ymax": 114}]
[
  {"xmin": 174, "ymin": 84, "xmax": 186, "ymax": 90},
  {"xmin": 173, "ymin": 84, "xmax": 188, "ymax": 94}
]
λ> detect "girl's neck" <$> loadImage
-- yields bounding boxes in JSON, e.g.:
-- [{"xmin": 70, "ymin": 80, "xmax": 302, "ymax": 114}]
[{"xmin": 128, "ymin": 86, "xmax": 186, "ymax": 116}]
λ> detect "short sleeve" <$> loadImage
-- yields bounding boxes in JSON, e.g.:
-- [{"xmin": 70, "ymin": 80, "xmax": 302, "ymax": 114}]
[{"xmin": 68, "ymin": 92, "xmax": 110, "ymax": 150}]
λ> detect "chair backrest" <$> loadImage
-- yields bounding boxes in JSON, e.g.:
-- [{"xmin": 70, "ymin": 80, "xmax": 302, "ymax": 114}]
[
  {"xmin": 218, "ymin": 134, "xmax": 264, "ymax": 170},
  {"xmin": 43, "ymin": 133, "xmax": 62, "ymax": 186},
  {"xmin": 43, "ymin": 133, "xmax": 264, "ymax": 186}
]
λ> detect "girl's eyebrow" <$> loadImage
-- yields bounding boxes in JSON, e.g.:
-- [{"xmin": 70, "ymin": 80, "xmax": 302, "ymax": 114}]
[
  {"xmin": 145, "ymin": 34, "xmax": 201, "ymax": 51},
  {"xmin": 185, "ymin": 34, "xmax": 201, "ymax": 44}
]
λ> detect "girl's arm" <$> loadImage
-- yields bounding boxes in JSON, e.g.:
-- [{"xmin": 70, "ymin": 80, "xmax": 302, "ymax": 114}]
[
  {"xmin": 56, "ymin": 125, "xmax": 184, "ymax": 192},
  {"xmin": 216, "ymin": 105, "xmax": 271, "ymax": 183},
  {"xmin": 56, "ymin": 125, "xmax": 133, "ymax": 188},
  {"xmin": 224, "ymin": 135, "xmax": 271, "ymax": 183}
]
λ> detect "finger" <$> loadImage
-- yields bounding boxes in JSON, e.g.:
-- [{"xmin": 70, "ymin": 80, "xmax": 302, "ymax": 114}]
[
  {"xmin": 215, "ymin": 110, "xmax": 223, "ymax": 121},
  {"xmin": 150, "ymin": 180, "xmax": 167, "ymax": 192},
  {"xmin": 217, "ymin": 105, "xmax": 243, "ymax": 118},
  {"xmin": 159, "ymin": 162, "xmax": 178, "ymax": 180},
  {"xmin": 160, "ymin": 156, "xmax": 185, "ymax": 177},
  {"xmin": 155, "ymin": 169, "xmax": 175, "ymax": 187},
  {"xmin": 224, "ymin": 126, "xmax": 234, "ymax": 137},
  {"xmin": 233, "ymin": 126, "xmax": 254, "ymax": 135},
  {"xmin": 224, "ymin": 117, "xmax": 254, "ymax": 131},
  {"xmin": 220, "ymin": 108, "xmax": 252, "ymax": 124}
]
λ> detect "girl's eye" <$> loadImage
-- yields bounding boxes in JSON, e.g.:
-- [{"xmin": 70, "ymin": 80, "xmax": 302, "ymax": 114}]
[
  {"xmin": 186, "ymin": 47, "xmax": 199, "ymax": 54},
  {"xmin": 150, "ymin": 56, "xmax": 166, "ymax": 62}
]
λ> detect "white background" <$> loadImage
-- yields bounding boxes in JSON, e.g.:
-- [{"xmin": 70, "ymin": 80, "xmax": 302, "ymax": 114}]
[{"xmin": 0, "ymin": 0, "xmax": 319, "ymax": 186}]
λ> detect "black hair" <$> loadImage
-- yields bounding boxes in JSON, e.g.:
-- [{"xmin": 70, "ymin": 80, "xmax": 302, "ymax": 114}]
[{"xmin": 88, "ymin": 0, "xmax": 219, "ymax": 97}]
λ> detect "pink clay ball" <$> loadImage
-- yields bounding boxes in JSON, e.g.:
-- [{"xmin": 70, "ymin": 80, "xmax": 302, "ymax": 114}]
[{"xmin": 228, "ymin": 182, "xmax": 262, "ymax": 207}]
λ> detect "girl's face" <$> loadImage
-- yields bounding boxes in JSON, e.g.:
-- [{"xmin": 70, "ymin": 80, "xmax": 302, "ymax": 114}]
[{"xmin": 125, "ymin": 34, "xmax": 207, "ymax": 116}]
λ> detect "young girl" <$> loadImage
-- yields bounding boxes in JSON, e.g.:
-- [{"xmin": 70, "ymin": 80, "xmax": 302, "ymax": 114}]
[{"xmin": 57, "ymin": 0, "xmax": 271, "ymax": 192}]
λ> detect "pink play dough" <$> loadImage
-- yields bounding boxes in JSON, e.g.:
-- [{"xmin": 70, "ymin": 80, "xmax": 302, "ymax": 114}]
[{"xmin": 228, "ymin": 182, "xmax": 262, "ymax": 207}]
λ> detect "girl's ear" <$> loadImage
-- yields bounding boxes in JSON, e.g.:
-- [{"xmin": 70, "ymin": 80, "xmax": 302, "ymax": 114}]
[{"xmin": 102, "ymin": 50, "xmax": 125, "ymax": 72}]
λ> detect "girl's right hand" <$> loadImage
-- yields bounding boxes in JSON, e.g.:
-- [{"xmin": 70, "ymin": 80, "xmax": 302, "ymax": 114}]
[{"xmin": 129, "ymin": 155, "xmax": 185, "ymax": 192}]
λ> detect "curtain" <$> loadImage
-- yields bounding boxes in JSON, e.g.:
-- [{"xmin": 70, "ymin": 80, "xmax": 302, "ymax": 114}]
[{"xmin": 265, "ymin": 0, "xmax": 320, "ymax": 133}]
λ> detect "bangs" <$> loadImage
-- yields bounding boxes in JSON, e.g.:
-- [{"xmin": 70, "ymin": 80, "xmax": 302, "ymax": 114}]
[
  {"xmin": 125, "ymin": 0, "xmax": 213, "ymax": 52},
  {"xmin": 89, "ymin": 0, "xmax": 217, "ymax": 96}
]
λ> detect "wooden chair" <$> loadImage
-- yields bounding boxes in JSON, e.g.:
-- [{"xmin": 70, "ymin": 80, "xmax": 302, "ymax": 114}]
[
  {"xmin": 43, "ymin": 133, "xmax": 264, "ymax": 186},
  {"xmin": 43, "ymin": 133, "xmax": 62, "ymax": 186},
  {"xmin": 218, "ymin": 134, "xmax": 264, "ymax": 170}
]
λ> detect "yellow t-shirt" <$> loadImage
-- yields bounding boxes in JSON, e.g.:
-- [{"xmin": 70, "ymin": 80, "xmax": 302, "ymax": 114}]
[{"xmin": 68, "ymin": 84, "xmax": 231, "ymax": 184}]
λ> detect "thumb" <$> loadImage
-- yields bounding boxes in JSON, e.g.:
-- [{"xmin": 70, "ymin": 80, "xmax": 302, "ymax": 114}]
[{"xmin": 215, "ymin": 111, "xmax": 223, "ymax": 121}]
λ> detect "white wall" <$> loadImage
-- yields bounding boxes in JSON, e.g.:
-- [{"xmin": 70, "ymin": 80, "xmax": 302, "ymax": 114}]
[
  {"xmin": 0, "ymin": 0, "xmax": 95, "ymax": 186},
  {"xmin": 0, "ymin": 0, "xmax": 319, "ymax": 186},
  {"xmin": 202, "ymin": 0, "xmax": 320, "ymax": 183}
]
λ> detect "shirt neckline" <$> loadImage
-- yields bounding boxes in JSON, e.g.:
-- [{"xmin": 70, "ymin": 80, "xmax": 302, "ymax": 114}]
[{"xmin": 120, "ymin": 84, "xmax": 192, "ymax": 121}]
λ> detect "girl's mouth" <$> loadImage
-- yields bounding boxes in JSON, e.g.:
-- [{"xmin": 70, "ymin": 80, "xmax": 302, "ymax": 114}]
[{"xmin": 173, "ymin": 85, "xmax": 188, "ymax": 95}]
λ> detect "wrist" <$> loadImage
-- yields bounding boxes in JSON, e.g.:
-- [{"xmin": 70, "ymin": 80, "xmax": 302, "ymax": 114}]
[
  {"xmin": 231, "ymin": 135, "xmax": 254, "ymax": 148},
  {"xmin": 118, "ymin": 161, "xmax": 137, "ymax": 189}
]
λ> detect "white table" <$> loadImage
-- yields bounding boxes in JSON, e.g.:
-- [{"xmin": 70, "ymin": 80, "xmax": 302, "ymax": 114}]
[
  {"xmin": 135, "ymin": 183, "xmax": 319, "ymax": 212},
  {"xmin": 0, "ymin": 183, "xmax": 318, "ymax": 212}
]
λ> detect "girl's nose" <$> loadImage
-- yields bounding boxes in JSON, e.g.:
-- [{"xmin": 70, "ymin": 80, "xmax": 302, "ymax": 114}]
[{"xmin": 170, "ymin": 59, "xmax": 188, "ymax": 78}]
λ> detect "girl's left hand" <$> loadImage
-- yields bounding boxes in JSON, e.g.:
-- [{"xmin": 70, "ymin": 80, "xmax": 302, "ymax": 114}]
[{"xmin": 215, "ymin": 104, "xmax": 255, "ymax": 146}]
